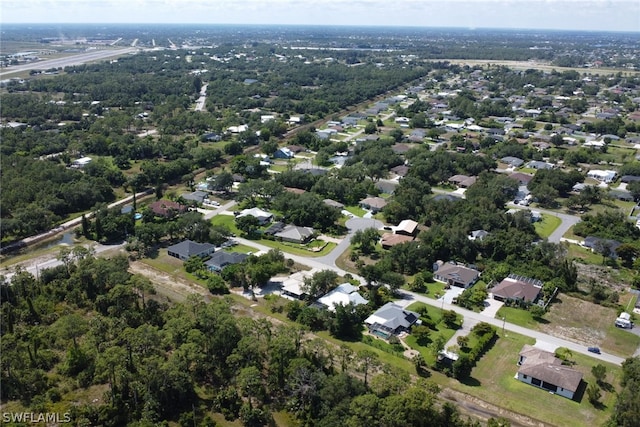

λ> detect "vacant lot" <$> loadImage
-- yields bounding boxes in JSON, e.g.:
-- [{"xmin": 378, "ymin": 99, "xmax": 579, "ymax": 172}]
[{"xmin": 541, "ymin": 294, "xmax": 640, "ymax": 357}]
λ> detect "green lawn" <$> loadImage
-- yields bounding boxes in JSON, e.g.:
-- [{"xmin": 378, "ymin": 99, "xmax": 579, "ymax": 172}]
[
  {"xmin": 226, "ymin": 244, "xmax": 258, "ymax": 254},
  {"xmin": 211, "ymin": 214, "xmax": 241, "ymax": 235},
  {"xmin": 458, "ymin": 330, "xmax": 620, "ymax": 427},
  {"xmin": 345, "ymin": 205, "xmax": 367, "ymax": 217},
  {"xmin": 257, "ymin": 239, "xmax": 337, "ymax": 257},
  {"xmin": 534, "ymin": 213, "xmax": 562, "ymax": 238},
  {"xmin": 403, "ymin": 302, "xmax": 461, "ymax": 365},
  {"xmin": 495, "ymin": 306, "xmax": 540, "ymax": 329}
]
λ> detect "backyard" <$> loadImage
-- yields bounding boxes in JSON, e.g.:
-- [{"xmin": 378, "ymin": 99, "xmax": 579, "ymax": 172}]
[{"xmin": 457, "ymin": 330, "xmax": 621, "ymax": 427}]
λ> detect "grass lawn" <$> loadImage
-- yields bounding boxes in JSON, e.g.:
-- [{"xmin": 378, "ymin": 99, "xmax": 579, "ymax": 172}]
[
  {"xmin": 567, "ymin": 245, "xmax": 606, "ymax": 265},
  {"xmin": 211, "ymin": 214, "xmax": 241, "ymax": 235},
  {"xmin": 425, "ymin": 281, "xmax": 448, "ymax": 299},
  {"xmin": 345, "ymin": 205, "xmax": 367, "ymax": 217},
  {"xmin": 225, "ymin": 244, "xmax": 258, "ymax": 254},
  {"xmin": 495, "ymin": 306, "xmax": 540, "ymax": 329},
  {"xmin": 269, "ymin": 164, "xmax": 290, "ymax": 172},
  {"xmin": 456, "ymin": 330, "xmax": 619, "ymax": 427},
  {"xmin": 257, "ymin": 239, "xmax": 337, "ymax": 257},
  {"xmin": 534, "ymin": 213, "xmax": 562, "ymax": 238},
  {"xmin": 403, "ymin": 302, "xmax": 461, "ymax": 365}
]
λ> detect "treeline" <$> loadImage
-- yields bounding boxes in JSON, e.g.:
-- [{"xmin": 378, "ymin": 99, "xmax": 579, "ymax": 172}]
[
  {"xmin": 0, "ymin": 255, "xmax": 507, "ymax": 427},
  {"xmin": 0, "ymin": 156, "xmax": 114, "ymax": 242}
]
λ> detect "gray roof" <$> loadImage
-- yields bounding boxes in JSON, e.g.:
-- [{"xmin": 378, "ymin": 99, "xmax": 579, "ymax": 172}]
[
  {"xmin": 167, "ymin": 240, "xmax": 215, "ymax": 259},
  {"xmin": 434, "ymin": 263, "xmax": 480, "ymax": 287},
  {"xmin": 275, "ymin": 225, "xmax": 314, "ymax": 242},
  {"xmin": 205, "ymin": 251, "xmax": 248, "ymax": 270},
  {"xmin": 365, "ymin": 302, "xmax": 420, "ymax": 333}
]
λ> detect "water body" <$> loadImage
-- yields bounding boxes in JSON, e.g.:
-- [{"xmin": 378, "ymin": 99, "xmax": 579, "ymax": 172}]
[{"xmin": 42, "ymin": 231, "xmax": 75, "ymax": 249}]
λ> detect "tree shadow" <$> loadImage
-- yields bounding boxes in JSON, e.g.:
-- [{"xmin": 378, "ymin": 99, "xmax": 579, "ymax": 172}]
[
  {"xmin": 459, "ymin": 376, "xmax": 481, "ymax": 387},
  {"xmin": 600, "ymin": 381, "xmax": 615, "ymax": 393}
]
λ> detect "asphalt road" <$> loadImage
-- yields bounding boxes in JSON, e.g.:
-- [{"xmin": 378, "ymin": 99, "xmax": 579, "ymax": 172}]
[
  {"xmin": 396, "ymin": 289, "xmax": 626, "ymax": 366},
  {"xmin": 0, "ymin": 47, "xmax": 137, "ymax": 78}
]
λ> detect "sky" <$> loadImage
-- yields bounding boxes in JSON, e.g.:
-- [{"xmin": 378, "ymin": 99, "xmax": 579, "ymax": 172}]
[{"xmin": 2, "ymin": 0, "xmax": 639, "ymax": 32}]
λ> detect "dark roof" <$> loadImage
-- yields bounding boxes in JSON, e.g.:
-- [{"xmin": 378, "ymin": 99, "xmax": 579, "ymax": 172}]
[
  {"xmin": 205, "ymin": 251, "xmax": 248, "ymax": 270},
  {"xmin": 583, "ymin": 236, "xmax": 622, "ymax": 253},
  {"xmin": 432, "ymin": 194, "xmax": 462, "ymax": 202},
  {"xmin": 264, "ymin": 221, "xmax": 286, "ymax": 235},
  {"xmin": 621, "ymin": 175, "xmax": 640, "ymax": 183},
  {"xmin": 492, "ymin": 274, "xmax": 543, "ymax": 302},
  {"xmin": 434, "ymin": 263, "xmax": 480, "ymax": 287},
  {"xmin": 182, "ymin": 191, "xmax": 208, "ymax": 203},
  {"xmin": 167, "ymin": 240, "xmax": 215, "ymax": 259}
]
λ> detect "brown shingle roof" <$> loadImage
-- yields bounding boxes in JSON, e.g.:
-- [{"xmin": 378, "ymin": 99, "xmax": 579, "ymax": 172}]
[
  {"xmin": 491, "ymin": 275, "xmax": 542, "ymax": 302},
  {"xmin": 148, "ymin": 200, "xmax": 187, "ymax": 217},
  {"xmin": 381, "ymin": 233, "xmax": 414, "ymax": 248},
  {"xmin": 518, "ymin": 345, "xmax": 583, "ymax": 393}
]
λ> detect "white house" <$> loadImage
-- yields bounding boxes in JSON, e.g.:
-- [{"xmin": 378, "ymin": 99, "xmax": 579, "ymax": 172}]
[
  {"xmin": 516, "ymin": 345, "xmax": 583, "ymax": 400},
  {"xmin": 316, "ymin": 283, "xmax": 368, "ymax": 312},
  {"xmin": 587, "ymin": 169, "xmax": 617, "ymax": 183}
]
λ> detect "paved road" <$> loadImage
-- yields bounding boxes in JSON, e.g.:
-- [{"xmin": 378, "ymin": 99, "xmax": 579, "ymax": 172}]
[
  {"xmin": 506, "ymin": 202, "xmax": 581, "ymax": 243},
  {"xmin": 2, "ymin": 189, "xmax": 152, "ymax": 253},
  {"xmin": 397, "ymin": 289, "xmax": 626, "ymax": 366},
  {"xmin": 2, "ymin": 241, "xmax": 126, "ymax": 282},
  {"xmin": 0, "ymin": 47, "xmax": 137, "ymax": 78},
  {"xmin": 314, "ymin": 217, "xmax": 383, "ymax": 267},
  {"xmin": 4, "ymin": 192, "xmax": 623, "ymax": 365}
]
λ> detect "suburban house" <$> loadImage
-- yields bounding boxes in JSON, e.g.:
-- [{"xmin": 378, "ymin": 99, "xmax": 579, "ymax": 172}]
[
  {"xmin": 516, "ymin": 345, "xmax": 583, "ymax": 400},
  {"xmin": 181, "ymin": 190, "xmax": 209, "ymax": 204},
  {"xmin": 491, "ymin": 274, "xmax": 543, "ymax": 303},
  {"xmin": 364, "ymin": 302, "xmax": 421, "ymax": 339},
  {"xmin": 587, "ymin": 169, "xmax": 618, "ymax": 183},
  {"xmin": 148, "ymin": 200, "xmax": 187, "ymax": 218},
  {"xmin": 433, "ymin": 262, "xmax": 480, "ymax": 288},
  {"xmin": 448, "ymin": 174, "xmax": 477, "ymax": 188},
  {"xmin": 237, "ymin": 207, "xmax": 273, "ymax": 225},
  {"xmin": 323, "ymin": 199, "xmax": 345, "ymax": 209},
  {"xmin": 390, "ymin": 164, "xmax": 410, "ymax": 178},
  {"xmin": 205, "ymin": 251, "xmax": 248, "ymax": 272},
  {"xmin": 582, "ymin": 236, "xmax": 622, "ymax": 257},
  {"xmin": 508, "ymin": 172, "xmax": 534, "ymax": 186},
  {"xmin": 278, "ymin": 270, "xmax": 316, "ymax": 300},
  {"xmin": 394, "ymin": 219, "xmax": 419, "ymax": 236},
  {"xmin": 527, "ymin": 160, "xmax": 555, "ymax": 170},
  {"xmin": 316, "ymin": 283, "xmax": 368, "ymax": 312},
  {"xmin": 501, "ymin": 156, "xmax": 525, "ymax": 168},
  {"xmin": 167, "ymin": 240, "xmax": 216, "ymax": 261},
  {"xmin": 360, "ymin": 196, "xmax": 388, "ymax": 213},
  {"xmin": 273, "ymin": 147, "xmax": 294, "ymax": 159},
  {"xmin": 380, "ymin": 233, "xmax": 414, "ymax": 249},
  {"xmin": 274, "ymin": 224, "xmax": 315, "ymax": 244}
]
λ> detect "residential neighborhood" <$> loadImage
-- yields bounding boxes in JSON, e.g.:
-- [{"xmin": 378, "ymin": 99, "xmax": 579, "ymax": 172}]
[{"xmin": 2, "ymin": 23, "xmax": 640, "ymax": 427}]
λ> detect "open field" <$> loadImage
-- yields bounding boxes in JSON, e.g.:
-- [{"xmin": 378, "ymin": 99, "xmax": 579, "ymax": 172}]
[
  {"xmin": 442, "ymin": 59, "xmax": 640, "ymax": 76},
  {"xmin": 541, "ymin": 294, "xmax": 640, "ymax": 357}
]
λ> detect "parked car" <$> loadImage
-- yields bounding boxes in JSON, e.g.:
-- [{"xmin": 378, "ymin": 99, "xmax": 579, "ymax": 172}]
[{"xmin": 587, "ymin": 346, "xmax": 601, "ymax": 354}]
